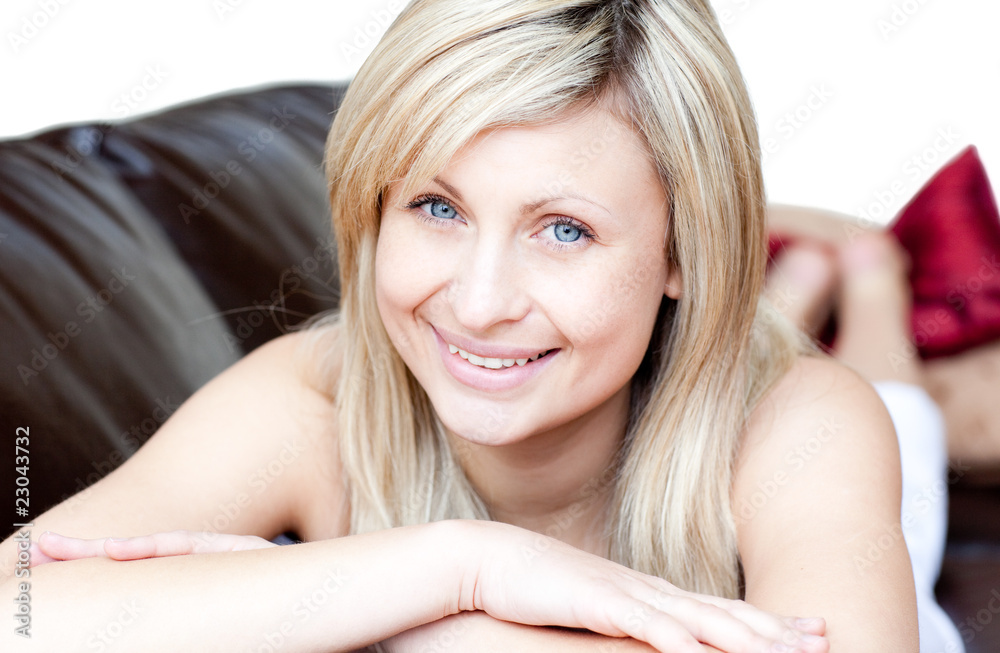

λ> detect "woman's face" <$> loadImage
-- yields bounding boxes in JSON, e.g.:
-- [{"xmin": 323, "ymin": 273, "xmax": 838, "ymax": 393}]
[{"xmin": 376, "ymin": 105, "xmax": 679, "ymax": 446}]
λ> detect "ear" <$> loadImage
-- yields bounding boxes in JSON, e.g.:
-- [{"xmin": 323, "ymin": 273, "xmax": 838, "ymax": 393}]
[{"xmin": 664, "ymin": 261, "xmax": 683, "ymax": 300}]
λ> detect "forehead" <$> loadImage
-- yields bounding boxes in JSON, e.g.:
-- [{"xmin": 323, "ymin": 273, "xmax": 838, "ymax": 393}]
[{"xmin": 426, "ymin": 105, "xmax": 667, "ymax": 211}]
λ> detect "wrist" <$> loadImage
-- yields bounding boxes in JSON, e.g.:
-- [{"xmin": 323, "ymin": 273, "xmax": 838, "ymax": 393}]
[
  {"xmin": 444, "ymin": 519, "xmax": 542, "ymax": 614},
  {"xmin": 422, "ymin": 520, "xmax": 494, "ymax": 614}
]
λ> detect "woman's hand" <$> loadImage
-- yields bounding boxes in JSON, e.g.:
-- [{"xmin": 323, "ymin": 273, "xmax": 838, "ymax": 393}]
[
  {"xmin": 31, "ymin": 530, "xmax": 276, "ymax": 567},
  {"xmin": 461, "ymin": 520, "xmax": 828, "ymax": 653}
]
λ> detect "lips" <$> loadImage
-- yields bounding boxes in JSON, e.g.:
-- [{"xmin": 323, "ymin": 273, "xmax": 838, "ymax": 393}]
[{"xmin": 432, "ymin": 327, "xmax": 558, "ymax": 392}]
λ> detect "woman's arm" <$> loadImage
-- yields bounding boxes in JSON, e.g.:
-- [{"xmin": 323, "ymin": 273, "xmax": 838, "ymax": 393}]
[
  {"xmin": 734, "ymin": 355, "xmax": 919, "ymax": 651},
  {"xmin": 386, "ymin": 612, "xmax": 664, "ymax": 652},
  {"xmin": 1, "ymin": 521, "xmax": 477, "ymax": 652},
  {"xmin": 3, "ymin": 519, "xmax": 824, "ymax": 652},
  {"xmin": 382, "ymin": 611, "xmax": 752, "ymax": 652}
]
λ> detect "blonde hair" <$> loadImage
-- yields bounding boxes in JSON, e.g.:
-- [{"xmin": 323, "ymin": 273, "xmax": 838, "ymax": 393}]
[{"xmin": 316, "ymin": 0, "xmax": 807, "ymax": 599}]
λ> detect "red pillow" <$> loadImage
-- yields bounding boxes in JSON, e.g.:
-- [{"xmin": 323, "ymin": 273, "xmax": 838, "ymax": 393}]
[{"xmin": 769, "ymin": 146, "xmax": 1000, "ymax": 359}]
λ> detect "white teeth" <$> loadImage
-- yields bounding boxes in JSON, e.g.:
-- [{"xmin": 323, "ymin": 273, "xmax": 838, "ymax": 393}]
[{"xmin": 448, "ymin": 344, "xmax": 549, "ymax": 369}]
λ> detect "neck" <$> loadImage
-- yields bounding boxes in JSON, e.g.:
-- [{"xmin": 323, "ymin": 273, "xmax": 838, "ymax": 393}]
[{"xmin": 450, "ymin": 384, "xmax": 631, "ymax": 556}]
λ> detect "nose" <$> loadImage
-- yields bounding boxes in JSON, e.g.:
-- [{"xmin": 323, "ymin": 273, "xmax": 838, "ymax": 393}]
[{"xmin": 446, "ymin": 235, "xmax": 530, "ymax": 333}]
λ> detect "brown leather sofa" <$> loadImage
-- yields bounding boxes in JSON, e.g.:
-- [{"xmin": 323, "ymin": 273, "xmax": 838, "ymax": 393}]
[
  {"xmin": 0, "ymin": 84, "xmax": 343, "ymax": 522},
  {"xmin": 0, "ymin": 83, "xmax": 996, "ymax": 652}
]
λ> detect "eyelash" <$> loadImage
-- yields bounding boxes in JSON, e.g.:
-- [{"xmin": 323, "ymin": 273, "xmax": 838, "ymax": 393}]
[
  {"xmin": 403, "ymin": 193, "xmax": 597, "ymax": 248},
  {"xmin": 403, "ymin": 194, "xmax": 461, "ymax": 226}
]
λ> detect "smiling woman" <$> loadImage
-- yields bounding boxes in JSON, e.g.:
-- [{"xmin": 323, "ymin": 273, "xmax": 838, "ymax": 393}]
[
  {"xmin": 375, "ymin": 111, "xmax": 674, "ymax": 446},
  {"xmin": 0, "ymin": 1, "xmax": 919, "ymax": 652}
]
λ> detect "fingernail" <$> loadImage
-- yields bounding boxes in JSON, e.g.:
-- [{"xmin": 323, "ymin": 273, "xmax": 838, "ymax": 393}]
[
  {"xmin": 795, "ymin": 617, "xmax": 823, "ymax": 629},
  {"xmin": 108, "ymin": 538, "xmax": 129, "ymax": 543},
  {"xmin": 798, "ymin": 634, "xmax": 825, "ymax": 646}
]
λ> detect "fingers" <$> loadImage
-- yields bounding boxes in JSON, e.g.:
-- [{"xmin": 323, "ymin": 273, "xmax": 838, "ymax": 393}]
[
  {"xmin": 26, "ymin": 539, "xmax": 61, "ymax": 567},
  {"xmin": 788, "ymin": 617, "xmax": 826, "ymax": 636},
  {"xmin": 102, "ymin": 531, "xmax": 276, "ymax": 559},
  {"xmin": 37, "ymin": 531, "xmax": 110, "ymax": 561},
  {"xmin": 35, "ymin": 530, "xmax": 277, "ymax": 563},
  {"xmin": 615, "ymin": 578, "xmax": 828, "ymax": 653},
  {"xmin": 833, "ymin": 232, "xmax": 919, "ymax": 384},
  {"xmin": 102, "ymin": 531, "xmax": 200, "ymax": 559},
  {"xmin": 648, "ymin": 595, "xmax": 826, "ymax": 653},
  {"xmin": 764, "ymin": 244, "xmax": 838, "ymax": 338}
]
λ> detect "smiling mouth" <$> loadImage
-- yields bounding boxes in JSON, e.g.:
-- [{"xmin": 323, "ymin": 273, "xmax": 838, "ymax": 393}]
[{"xmin": 446, "ymin": 344, "xmax": 554, "ymax": 369}]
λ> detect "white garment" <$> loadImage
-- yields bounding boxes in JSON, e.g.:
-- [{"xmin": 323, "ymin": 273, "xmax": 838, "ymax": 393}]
[{"xmin": 872, "ymin": 381, "xmax": 966, "ymax": 653}]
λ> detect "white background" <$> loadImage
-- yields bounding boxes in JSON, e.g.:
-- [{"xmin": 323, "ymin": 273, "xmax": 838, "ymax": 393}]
[{"xmin": 2, "ymin": 0, "xmax": 998, "ymax": 223}]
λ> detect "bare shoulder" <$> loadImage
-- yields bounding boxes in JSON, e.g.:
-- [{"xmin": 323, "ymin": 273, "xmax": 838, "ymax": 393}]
[
  {"xmin": 737, "ymin": 354, "xmax": 897, "ymax": 478},
  {"xmin": 734, "ymin": 354, "xmax": 901, "ymax": 529},
  {"xmin": 14, "ymin": 324, "xmax": 347, "ymax": 551},
  {"xmin": 732, "ymin": 355, "xmax": 917, "ymax": 650}
]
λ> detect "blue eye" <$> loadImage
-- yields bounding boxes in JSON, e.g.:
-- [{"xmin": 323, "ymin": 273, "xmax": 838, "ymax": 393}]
[
  {"xmin": 425, "ymin": 201, "xmax": 457, "ymax": 220},
  {"xmin": 539, "ymin": 219, "xmax": 596, "ymax": 248},
  {"xmin": 552, "ymin": 223, "xmax": 581, "ymax": 243}
]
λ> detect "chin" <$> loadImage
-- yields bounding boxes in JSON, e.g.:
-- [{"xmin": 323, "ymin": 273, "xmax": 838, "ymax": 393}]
[{"xmin": 431, "ymin": 394, "xmax": 532, "ymax": 448}]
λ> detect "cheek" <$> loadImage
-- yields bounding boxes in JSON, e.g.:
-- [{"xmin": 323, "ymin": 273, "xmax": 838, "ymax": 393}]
[
  {"xmin": 540, "ymin": 253, "xmax": 666, "ymax": 368},
  {"xmin": 375, "ymin": 218, "xmax": 453, "ymax": 353},
  {"xmin": 375, "ymin": 224, "xmax": 422, "ymax": 352}
]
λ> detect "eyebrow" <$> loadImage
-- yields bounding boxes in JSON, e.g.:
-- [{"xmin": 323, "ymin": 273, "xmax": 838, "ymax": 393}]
[
  {"xmin": 431, "ymin": 176, "xmax": 613, "ymax": 218},
  {"xmin": 432, "ymin": 177, "xmax": 465, "ymax": 203}
]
